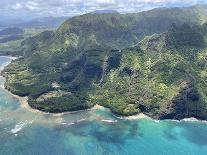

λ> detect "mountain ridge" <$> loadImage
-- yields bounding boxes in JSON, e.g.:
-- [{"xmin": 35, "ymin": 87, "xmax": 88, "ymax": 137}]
[{"xmin": 2, "ymin": 5, "xmax": 207, "ymax": 119}]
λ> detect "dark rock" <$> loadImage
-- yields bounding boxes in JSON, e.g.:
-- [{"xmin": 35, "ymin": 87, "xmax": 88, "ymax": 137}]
[
  {"xmin": 83, "ymin": 64, "xmax": 102, "ymax": 77},
  {"xmin": 158, "ymin": 83, "xmax": 207, "ymax": 120},
  {"xmin": 122, "ymin": 67, "xmax": 134, "ymax": 76}
]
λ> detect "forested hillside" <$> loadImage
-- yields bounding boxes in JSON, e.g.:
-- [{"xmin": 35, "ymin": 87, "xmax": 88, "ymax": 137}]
[{"xmin": 3, "ymin": 5, "xmax": 207, "ymax": 119}]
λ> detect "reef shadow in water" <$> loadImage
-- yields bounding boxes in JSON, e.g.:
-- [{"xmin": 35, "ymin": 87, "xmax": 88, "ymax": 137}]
[{"xmin": 180, "ymin": 122, "xmax": 207, "ymax": 146}]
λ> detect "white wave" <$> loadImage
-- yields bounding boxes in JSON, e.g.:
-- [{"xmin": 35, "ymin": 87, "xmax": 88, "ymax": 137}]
[
  {"xmin": 169, "ymin": 119, "xmax": 180, "ymax": 122},
  {"xmin": 76, "ymin": 118, "xmax": 86, "ymax": 123},
  {"xmin": 153, "ymin": 120, "xmax": 160, "ymax": 123},
  {"xmin": 181, "ymin": 117, "xmax": 207, "ymax": 123},
  {"xmin": 182, "ymin": 117, "xmax": 199, "ymax": 122},
  {"xmin": 115, "ymin": 113, "xmax": 147, "ymax": 120},
  {"xmin": 61, "ymin": 122, "xmax": 75, "ymax": 126},
  {"xmin": 101, "ymin": 119, "xmax": 117, "ymax": 123},
  {"xmin": 11, "ymin": 120, "xmax": 33, "ymax": 134},
  {"xmin": 0, "ymin": 84, "xmax": 4, "ymax": 88},
  {"xmin": 67, "ymin": 122, "xmax": 75, "ymax": 126},
  {"xmin": 61, "ymin": 118, "xmax": 86, "ymax": 126}
]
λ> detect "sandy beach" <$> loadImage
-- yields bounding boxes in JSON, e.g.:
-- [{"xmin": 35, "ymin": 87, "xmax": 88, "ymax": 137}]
[
  {"xmin": 52, "ymin": 104, "xmax": 105, "ymax": 116},
  {"xmin": 3, "ymin": 88, "xmax": 46, "ymax": 114},
  {"xmin": 2, "ymin": 83, "xmax": 207, "ymax": 123},
  {"xmin": 1, "ymin": 77, "xmax": 149, "ymax": 119},
  {"xmin": 116, "ymin": 113, "xmax": 148, "ymax": 120},
  {"xmin": 16, "ymin": 96, "xmax": 105, "ymax": 115}
]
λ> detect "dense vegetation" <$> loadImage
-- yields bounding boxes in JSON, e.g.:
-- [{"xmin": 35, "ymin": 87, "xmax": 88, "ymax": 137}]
[
  {"xmin": 91, "ymin": 24, "xmax": 207, "ymax": 119},
  {"xmin": 3, "ymin": 5, "xmax": 207, "ymax": 120}
]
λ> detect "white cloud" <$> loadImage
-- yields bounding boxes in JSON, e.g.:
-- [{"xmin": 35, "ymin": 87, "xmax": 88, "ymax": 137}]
[
  {"xmin": 25, "ymin": 1, "xmax": 39, "ymax": 10},
  {"xmin": 12, "ymin": 3, "xmax": 23, "ymax": 10},
  {"xmin": 1, "ymin": 0, "xmax": 207, "ymax": 17}
]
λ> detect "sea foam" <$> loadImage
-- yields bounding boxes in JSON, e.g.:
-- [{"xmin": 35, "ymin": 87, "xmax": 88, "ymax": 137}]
[
  {"xmin": 11, "ymin": 120, "xmax": 33, "ymax": 134},
  {"xmin": 101, "ymin": 119, "xmax": 118, "ymax": 123}
]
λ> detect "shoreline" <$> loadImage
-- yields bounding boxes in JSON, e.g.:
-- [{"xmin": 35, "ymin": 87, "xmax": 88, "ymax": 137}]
[
  {"xmin": 4, "ymin": 84, "xmax": 148, "ymax": 120},
  {"xmin": 0, "ymin": 55, "xmax": 149, "ymax": 119},
  {"xmin": 2, "ymin": 84, "xmax": 207, "ymax": 122},
  {"xmin": 2, "ymin": 85, "xmax": 107, "ymax": 115},
  {"xmin": 1, "ymin": 77, "xmax": 206, "ymax": 122},
  {"xmin": 180, "ymin": 117, "xmax": 207, "ymax": 123},
  {"xmin": 1, "ymin": 86, "xmax": 45, "ymax": 114},
  {"xmin": 115, "ymin": 113, "xmax": 148, "ymax": 120},
  {"xmin": 0, "ymin": 56, "xmax": 207, "ymax": 122},
  {"xmin": 16, "ymin": 94, "xmax": 207, "ymax": 122},
  {"xmin": 2, "ymin": 82, "xmax": 206, "ymax": 122},
  {"xmin": 14, "ymin": 93, "xmax": 106, "ymax": 115}
]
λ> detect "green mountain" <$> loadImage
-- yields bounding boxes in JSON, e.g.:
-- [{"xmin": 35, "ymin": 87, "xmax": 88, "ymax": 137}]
[
  {"xmin": 0, "ymin": 27, "xmax": 24, "ymax": 43},
  {"xmin": 92, "ymin": 23, "xmax": 207, "ymax": 119},
  {"xmin": 0, "ymin": 27, "xmax": 23, "ymax": 36},
  {"xmin": 3, "ymin": 5, "xmax": 207, "ymax": 119}
]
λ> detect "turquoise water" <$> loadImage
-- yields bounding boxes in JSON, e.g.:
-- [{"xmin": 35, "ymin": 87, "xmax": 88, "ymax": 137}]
[{"xmin": 0, "ymin": 57, "xmax": 207, "ymax": 155}]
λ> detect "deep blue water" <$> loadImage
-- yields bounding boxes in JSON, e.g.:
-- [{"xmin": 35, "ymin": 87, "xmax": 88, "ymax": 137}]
[{"xmin": 0, "ymin": 56, "xmax": 207, "ymax": 155}]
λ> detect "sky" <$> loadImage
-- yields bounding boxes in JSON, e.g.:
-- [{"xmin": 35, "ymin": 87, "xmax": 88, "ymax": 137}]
[{"xmin": 1, "ymin": 0, "xmax": 207, "ymax": 18}]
